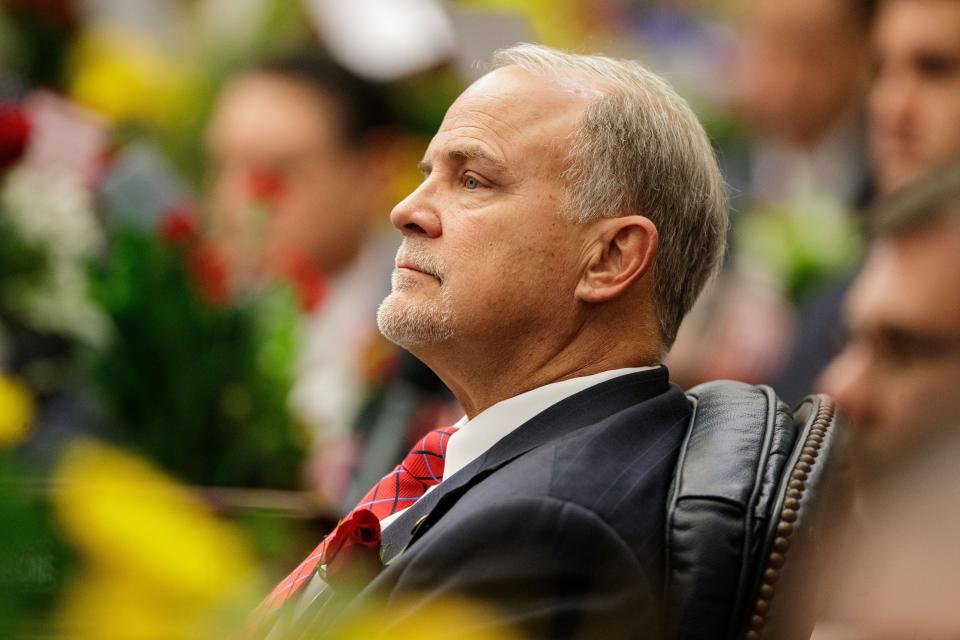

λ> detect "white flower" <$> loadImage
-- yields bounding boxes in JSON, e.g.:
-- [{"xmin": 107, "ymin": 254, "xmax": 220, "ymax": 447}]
[
  {"xmin": 2, "ymin": 167, "xmax": 103, "ymax": 260},
  {"xmin": 2, "ymin": 167, "xmax": 111, "ymax": 347}
]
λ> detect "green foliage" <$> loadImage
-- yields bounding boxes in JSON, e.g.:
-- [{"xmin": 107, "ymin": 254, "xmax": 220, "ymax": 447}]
[
  {"xmin": 0, "ymin": 454, "xmax": 71, "ymax": 640},
  {"xmin": 83, "ymin": 226, "xmax": 307, "ymax": 489},
  {"xmin": 737, "ymin": 201, "xmax": 863, "ymax": 304},
  {"xmin": 0, "ymin": 214, "xmax": 48, "ymax": 322}
]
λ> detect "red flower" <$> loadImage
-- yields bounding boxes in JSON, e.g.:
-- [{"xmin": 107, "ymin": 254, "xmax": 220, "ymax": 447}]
[
  {"xmin": 269, "ymin": 250, "xmax": 327, "ymax": 313},
  {"xmin": 188, "ymin": 245, "xmax": 230, "ymax": 306},
  {"xmin": 320, "ymin": 509, "xmax": 383, "ymax": 586},
  {"xmin": 159, "ymin": 204, "xmax": 200, "ymax": 245},
  {"xmin": 0, "ymin": 103, "xmax": 31, "ymax": 174},
  {"xmin": 4, "ymin": 0, "xmax": 79, "ymax": 28},
  {"xmin": 246, "ymin": 169, "xmax": 285, "ymax": 205}
]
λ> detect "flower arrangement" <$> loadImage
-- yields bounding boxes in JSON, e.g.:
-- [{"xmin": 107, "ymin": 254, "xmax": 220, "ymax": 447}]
[
  {"xmin": 1, "ymin": 92, "xmax": 309, "ymax": 490},
  {"xmin": 0, "ymin": 98, "xmax": 109, "ymax": 367},
  {"xmin": 83, "ymin": 203, "xmax": 308, "ymax": 488}
]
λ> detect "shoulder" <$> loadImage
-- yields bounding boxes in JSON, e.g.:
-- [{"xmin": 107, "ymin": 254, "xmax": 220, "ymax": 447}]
[
  {"xmin": 384, "ymin": 494, "xmax": 663, "ymax": 639},
  {"xmin": 475, "ymin": 383, "xmax": 690, "ymax": 578}
]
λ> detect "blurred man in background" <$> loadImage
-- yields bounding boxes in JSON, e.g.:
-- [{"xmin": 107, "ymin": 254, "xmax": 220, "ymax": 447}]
[
  {"xmin": 206, "ymin": 54, "xmax": 396, "ymax": 282},
  {"xmin": 817, "ymin": 0, "xmax": 960, "ymax": 466},
  {"xmin": 668, "ymin": 0, "xmax": 874, "ymax": 395},
  {"xmin": 734, "ymin": 0, "xmax": 874, "ymax": 205},
  {"xmin": 205, "ymin": 54, "xmax": 450, "ymax": 504},
  {"xmin": 869, "ymin": 0, "xmax": 960, "ymax": 195},
  {"xmin": 818, "ymin": 163, "xmax": 960, "ymax": 474},
  {"xmin": 766, "ymin": 0, "xmax": 960, "ymax": 405},
  {"xmin": 814, "ymin": 164, "xmax": 960, "ymax": 639}
]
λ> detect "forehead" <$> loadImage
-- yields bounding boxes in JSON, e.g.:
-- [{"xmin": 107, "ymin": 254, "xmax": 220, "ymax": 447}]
[
  {"xmin": 426, "ymin": 66, "xmax": 595, "ymax": 168},
  {"xmin": 848, "ymin": 221, "xmax": 960, "ymax": 332},
  {"xmin": 875, "ymin": 0, "xmax": 960, "ymax": 54},
  {"xmin": 208, "ymin": 74, "xmax": 340, "ymax": 151},
  {"xmin": 748, "ymin": 0, "xmax": 855, "ymax": 34}
]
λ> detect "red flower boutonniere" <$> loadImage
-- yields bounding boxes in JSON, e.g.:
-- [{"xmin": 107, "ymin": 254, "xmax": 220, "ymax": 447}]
[{"xmin": 319, "ymin": 509, "xmax": 383, "ymax": 587}]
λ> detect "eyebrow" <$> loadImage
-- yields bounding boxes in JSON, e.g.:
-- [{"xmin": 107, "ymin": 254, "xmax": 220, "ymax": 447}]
[{"xmin": 418, "ymin": 144, "xmax": 509, "ymax": 176}]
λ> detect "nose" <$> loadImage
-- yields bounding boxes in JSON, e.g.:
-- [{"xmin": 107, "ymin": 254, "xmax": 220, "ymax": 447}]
[
  {"xmin": 390, "ymin": 182, "xmax": 442, "ymax": 239},
  {"xmin": 870, "ymin": 69, "xmax": 918, "ymax": 136},
  {"xmin": 817, "ymin": 345, "xmax": 874, "ymax": 430}
]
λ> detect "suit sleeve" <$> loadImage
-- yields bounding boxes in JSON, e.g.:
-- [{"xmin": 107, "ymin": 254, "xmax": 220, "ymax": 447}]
[{"xmin": 379, "ymin": 496, "xmax": 662, "ymax": 640}]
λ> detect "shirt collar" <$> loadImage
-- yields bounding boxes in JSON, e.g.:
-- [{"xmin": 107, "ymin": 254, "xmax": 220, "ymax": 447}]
[{"xmin": 442, "ymin": 366, "xmax": 657, "ymax": 481}]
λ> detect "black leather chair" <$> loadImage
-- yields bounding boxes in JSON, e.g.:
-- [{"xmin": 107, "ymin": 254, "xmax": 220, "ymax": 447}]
[{"xmin": 666, "ymin": 381, "xmax": 846, "ymax": 640}]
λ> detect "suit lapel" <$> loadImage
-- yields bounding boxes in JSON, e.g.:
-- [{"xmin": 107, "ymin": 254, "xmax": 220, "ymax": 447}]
[{"xmin": 380, "ymin": 366, "xmax": 670, "ymax": 564}]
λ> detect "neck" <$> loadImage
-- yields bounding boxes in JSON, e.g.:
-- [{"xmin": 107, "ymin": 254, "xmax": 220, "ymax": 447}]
[{"xmin": 415, "ymin": 316, "xmax": 661, "ymax": 418}]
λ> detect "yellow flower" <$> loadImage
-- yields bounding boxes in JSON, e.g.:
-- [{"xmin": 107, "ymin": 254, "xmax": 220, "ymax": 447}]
[
  {"xmin": 0, "ymin": 375, "xmax": 36, "ymax": 448},
  {"xmin": 331, "ymin": 596, "xmax": 528, "ymax": 640},
  {"xmin": 58, "ymin": 571, "xmax": 197, "ymax": 640},
  {"xmin": 52, "ymin": 440, "xmax": 259, "ymax": 639},
  {"xmin": 67, "ymin": 26, "xmax": 198, "ymax": 126}
]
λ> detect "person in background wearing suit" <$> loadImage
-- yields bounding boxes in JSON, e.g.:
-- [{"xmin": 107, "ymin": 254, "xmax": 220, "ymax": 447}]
[
  {"xmin": 816, "ymin": 0, "xmax": 960, "ymax": 475},
  {"xmin": 868, "ymin": 0, "xmax": 960, "ymax": 196},
  {"xmin": 205, "ymin": 53, "xmax": 451, "ymax": 506},
  {"xmin": 812, "ymin": 163, "xmax": 960, "ymax": 640},
  {"xmin": 817, "ymin": 162, "xmax": 960, "ymax": 478},
  {"xmin": 257, "ymin": 44, "xmax": 728, "ymax": 640}
]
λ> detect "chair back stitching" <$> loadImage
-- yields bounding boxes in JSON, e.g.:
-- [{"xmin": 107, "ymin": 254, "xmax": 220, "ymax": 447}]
[{"xmin": 742, "ymin": 395, "xmax": 836, "ymax": 640}]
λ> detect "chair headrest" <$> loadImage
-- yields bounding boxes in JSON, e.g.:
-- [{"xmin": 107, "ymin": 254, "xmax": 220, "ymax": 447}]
[{"xmin": 665, "ymin": 381, "xmax": 843, "ymax": 640}]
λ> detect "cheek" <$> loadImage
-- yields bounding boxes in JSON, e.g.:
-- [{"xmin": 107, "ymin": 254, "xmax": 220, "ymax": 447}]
[
  {"xmin": 274, "ymin": 176, "xmax": 351, "ymax": 233},
  {"xmin": 877, "ymin": 362, "xmax": 960, "ymax": 445},
  {"xmin": 926, "ymin": 91, "xmax": 960, "ymax": 149},
  {"xmin": 270, "ymin": 197, "xmax": 316, "ymax": 237},
  {"xmin": 909, "ymin": 361, "xmax": 960, "ymax": 421}
]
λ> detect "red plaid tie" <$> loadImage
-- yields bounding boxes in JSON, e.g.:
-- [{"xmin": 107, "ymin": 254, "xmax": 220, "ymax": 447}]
[{"xmin": 261, "ymin": 425, "xmax": 458, "ymax": 611}]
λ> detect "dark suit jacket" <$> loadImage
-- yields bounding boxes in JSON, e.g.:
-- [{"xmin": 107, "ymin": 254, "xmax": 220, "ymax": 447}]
[{"xmin": 292, "ymin": 366, "xmax": 690, "ymax": 640}]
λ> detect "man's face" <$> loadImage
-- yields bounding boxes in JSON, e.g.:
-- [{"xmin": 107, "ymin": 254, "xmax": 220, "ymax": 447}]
[
  {"xmin": 818, "ymin": 219, "xmax": 960, "ymax": 469},
  {"xmin": 206, "ymin": 73, "xmax": 375, "ymax": 275},
  {"xmin": 870, "ymin": 0, "xmax": 960, "ymax": 194},
  {"xmin": 735, "ymin": 0, "xmax": 868, "ymax": 147},
  {"xmin": 377, "ymin": 66, "xmax": 592, "ymax": 353}
]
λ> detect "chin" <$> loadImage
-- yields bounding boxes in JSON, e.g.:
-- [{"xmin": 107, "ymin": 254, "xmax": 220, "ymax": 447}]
[{"xmin": 376, "ymin": 292, "xmax": 454, "ymax": 348}]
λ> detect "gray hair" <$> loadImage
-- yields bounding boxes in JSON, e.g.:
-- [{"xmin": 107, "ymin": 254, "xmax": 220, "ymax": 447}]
[
  {"xmin": 872, "ymin": 159, "xmax": 960, "ymax": 236},
  {"xmin": 491, "ymin": 44, "xmax": 728, "ymax": 348}
]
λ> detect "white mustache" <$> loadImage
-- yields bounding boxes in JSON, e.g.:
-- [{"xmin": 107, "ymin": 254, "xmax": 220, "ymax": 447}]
[{"xmin": 395, "ymin": 243, "xmax": 445, "ymax": 280}]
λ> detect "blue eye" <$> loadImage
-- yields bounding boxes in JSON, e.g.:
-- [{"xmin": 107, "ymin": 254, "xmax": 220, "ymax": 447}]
[{"xmin": 464, "ymin": 176, "xmax": 479, "ymax": 190}]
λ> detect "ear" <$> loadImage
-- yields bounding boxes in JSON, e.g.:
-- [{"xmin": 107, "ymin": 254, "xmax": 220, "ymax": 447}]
[{"xmin": 575, "ymin": 215, "xmax": 658, "ymax": 303}]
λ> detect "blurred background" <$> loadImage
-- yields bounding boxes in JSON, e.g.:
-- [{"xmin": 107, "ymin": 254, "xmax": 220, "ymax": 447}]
[{"xmin": 1, "ymin": 0, "xmax": 959, "ymax": 637}]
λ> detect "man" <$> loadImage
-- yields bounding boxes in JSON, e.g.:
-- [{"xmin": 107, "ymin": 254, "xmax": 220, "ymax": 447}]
[
  {"xmin": 734, "ymin": 0, "xmax": 873, "ymax": 204},
  {"xmin": 669, "ymin": 0, "xmax": 874, "ymax": 397},
  {"xmin": 818, "ymin": 163, "xmax": 960, "ymax": 473},
  {"xmin": 869, "ymin": 0, "xmax": 960, "ymax": 195},
  {"xmin": 767, "ymin": 0, "xmax": 960, "ymax": 406},
  {"xmin": 206, "ymin": 54, "xmax": 443, "ymax": 502},
  {"xmin": 206, "ymin": 54, "xmax": 395, "ymax": 283},
  {"xmin": 816, "ymin": 0, "xmax": 960, "ymax": 466},
  {"xmin": 812, "ymin": 163, "xmax": 960, "ymax": 639},
  {"xmin": 261, "ymin": 44, "xmax": 727, "ymax": 639}
]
